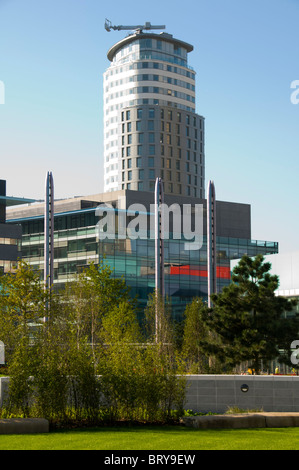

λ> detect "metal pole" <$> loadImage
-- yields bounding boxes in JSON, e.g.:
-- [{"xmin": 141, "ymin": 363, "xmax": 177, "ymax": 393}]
[
  {"xmin": 207, "ymin": 180, "xmax": 216, "ymax": 307},
  {"xmin": 154, "ymin": 177, "xmax": 165, "ymax": 342},
  {"xmin": 44, "ymin": 171, "xmax": 54, "ymax": 292}
]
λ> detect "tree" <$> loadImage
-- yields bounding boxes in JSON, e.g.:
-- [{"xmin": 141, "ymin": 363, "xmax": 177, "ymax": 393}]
[
  {"xmin": 203, "ymin": 254, "xmax": 299, "ymax": 373},
  {"xmin": 144, "ymin": 290, "xmax": 174, "ymax": 356},
  {"xmin": 63, "ymin": 260, "xmax": 134, "ymax": 362},
  {"xmin": 0, "ymin": 261, "xmax": 49, "ymax": 363},
  {"xmin": 181, "ymin": 298, "xmax": 210, "ymax": 373}
]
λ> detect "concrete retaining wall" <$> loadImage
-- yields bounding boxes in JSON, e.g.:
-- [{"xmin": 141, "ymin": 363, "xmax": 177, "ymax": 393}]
[
  {"xmin": 0, "ymin": 418, "xmax": 49, "ymax": 434},
  {"xmin": 185, "ymin": 375, "xmax": 299, "ymax": 413},
  {"xmin": 2, "ymin": 374, "xmax": 299, "ymax": 415},
  {"xmin": 181, "ymin": 412, "xmax": 299, "ymax": 429}
]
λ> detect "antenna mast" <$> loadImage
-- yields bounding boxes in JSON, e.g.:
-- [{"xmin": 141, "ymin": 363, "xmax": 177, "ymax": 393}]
[{"xmin": 105, "ymin": 19, "xmax": 166, "ymax": 33}]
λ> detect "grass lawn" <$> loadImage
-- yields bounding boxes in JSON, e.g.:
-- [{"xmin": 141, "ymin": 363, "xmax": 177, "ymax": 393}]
[{"xmin": 1, "ymin": 425, "xmax": 299, "ymax": 450}]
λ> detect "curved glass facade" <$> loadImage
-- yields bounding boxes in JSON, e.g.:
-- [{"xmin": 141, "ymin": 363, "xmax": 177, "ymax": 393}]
[
  {"xmin": 10, "ymin": 207, "xmax": 279, "ymax": 320},
  {"xmin": 103, "ymin": 31, "xmax": 200, "ymax": 194}
]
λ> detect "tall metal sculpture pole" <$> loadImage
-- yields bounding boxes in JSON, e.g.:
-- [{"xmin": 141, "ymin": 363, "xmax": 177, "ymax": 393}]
[
  {"xmin": 207, "ymin": 180, "xmax": 216, "ymax": 308},
  {"xmin": 44, "ymin": 171, "xmax": 54, "ymax": 295},
  {"xmin": 154, "ymin": 177, "xmax": 165, "ymax": 342}
]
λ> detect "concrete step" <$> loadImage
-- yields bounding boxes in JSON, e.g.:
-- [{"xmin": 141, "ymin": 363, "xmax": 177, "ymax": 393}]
[
  {"xmin": 0, "ymin": 418, "xmax": 49, "ymax": 434},
  {"xmin": 181, "ymin": 412, "xmax": 299, "ymax": 429}
]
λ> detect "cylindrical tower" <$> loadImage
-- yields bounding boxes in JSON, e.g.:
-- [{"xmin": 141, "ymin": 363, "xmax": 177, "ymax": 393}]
[{"xmin": 103, "ymin": 29, "xmax": 205, "ymax": 197}]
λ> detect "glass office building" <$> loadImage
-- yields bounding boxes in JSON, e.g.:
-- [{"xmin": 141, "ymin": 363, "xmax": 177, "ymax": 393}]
[
  {"xmin": 7, "ymin": 190, "xmax": 278, "ymax": 319},
  {"xmin": 0, "ymin": 179, "xmax": 34, "ymax": 274}
]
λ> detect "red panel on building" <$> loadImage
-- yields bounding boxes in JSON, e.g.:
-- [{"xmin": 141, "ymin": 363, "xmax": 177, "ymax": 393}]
[{"xmin": 169, "ymin": 265, "xmax": 230, "ymax": 279}]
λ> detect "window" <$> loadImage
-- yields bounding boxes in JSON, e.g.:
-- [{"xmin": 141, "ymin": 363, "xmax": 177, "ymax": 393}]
[
  {"xmin": 149, "ymin": 145, "xmax": 155, "ymax": 155},
  {"xmin": 149, "ymin": 133, "xmax": 155, "ymax": 143},
  {"xmin": 138, "ymin": 182, "xmax": 144, "ymax": 191},
  {"xmin": 127, "ymin": 122, "xmax": 132, "ymax": 132},
  {"xmin": 136, "ymin": 121, "xmax": 142, "ymax": 131},
  {"xmin": 148, "ymin": 157, "xmax": 154, "ymax": 167},
  {"xmin": 149, "ymin": 169, "xmax": 155, "ymax": 179},
  {"xmin": 127, "ymin": 134, "xmax": 132, "ymax": 145},
  {"xmin": 148, "ymin": 121, "xmax": 154, "ymax": 130},
  {"xmin": 126, "ymin": 147, "xmax": 131, "ymax": 156},
  {"xmin": 128, "ymin": 170, "xmax": 132, "ymax": 181},
  {"xmin": 137, "ymin": 145, "xmax": 143, "ymax": 156},
  {"xmin": 126, "ymin": 110, "xmax": 131, "ymax": 120},
  {"xmin": 149, "ymin": 109, "xmax": 155, "ymax": 118},
  {"xmin": 166, "ymin": 159, "xmax": 171, "ymax": 169},
  {"xmin": 137, "ymin": 109, "xmax": 143, "ymax": 119},
  {"xmin": 139, "ymin": 169, "xmax": 144, "ymax": 179},
  {"xmin": 136, "ymin": 157, "xmax": 142, "ymax": 168},
  {"xmin": 138, "ymin": 133, "xmax": 144, "ymax": 143},
  {"xmin": 127, "ymin": 159, "xmax": 132, "ymax": 169}
]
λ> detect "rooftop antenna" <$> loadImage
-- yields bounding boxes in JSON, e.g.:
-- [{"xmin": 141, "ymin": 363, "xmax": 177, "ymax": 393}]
[{"xmin": 105, "ymin": 19, "xmax": 166, "ymax": 33}]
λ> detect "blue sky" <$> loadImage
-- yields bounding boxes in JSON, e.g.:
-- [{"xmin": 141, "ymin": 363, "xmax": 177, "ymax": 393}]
[{"xmin": 0, "ymin": 0, "xmax": 298, "ymax": 253}]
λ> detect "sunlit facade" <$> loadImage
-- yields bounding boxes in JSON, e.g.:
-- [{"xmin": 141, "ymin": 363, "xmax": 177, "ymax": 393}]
[
  {"xmin": 7, "ymin": 191, "xmax": 278, "ymax": 319},
  {"xmin": 104, "ymin": 31, "xmax": 205, "ymax": 197}
]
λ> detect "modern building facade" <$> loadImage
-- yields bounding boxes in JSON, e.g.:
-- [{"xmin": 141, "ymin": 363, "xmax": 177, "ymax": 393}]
[
  {"xmin": 7, "ymin": 190, "xmax": 278, "ymax": 319},
  {"xmin": 0, "ymin": 179, "xmax": 34, "ymax": 274},
  {"xmin": 103, "ymin": 28, "xmax": 205, "ymax": 197}
]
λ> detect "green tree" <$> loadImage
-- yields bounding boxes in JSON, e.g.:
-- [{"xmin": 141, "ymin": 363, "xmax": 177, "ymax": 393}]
[
  {"xmin": 0, "ymin": 261, "xmax": 49, "ymax": 364},
  {"xmin": 144, "ymin": 290, "xmax": 174, "ymax": 355},
  {"xmin": 203, "ymin": 254, "xmax": 299, "ymax": 373},
  {"xmin": 63, "ymin": 260, "xmax": 134, "ymax": 362},
  {"xmin": 181, "ymin": 298, "xmax": 210, "ymax": 373}
]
